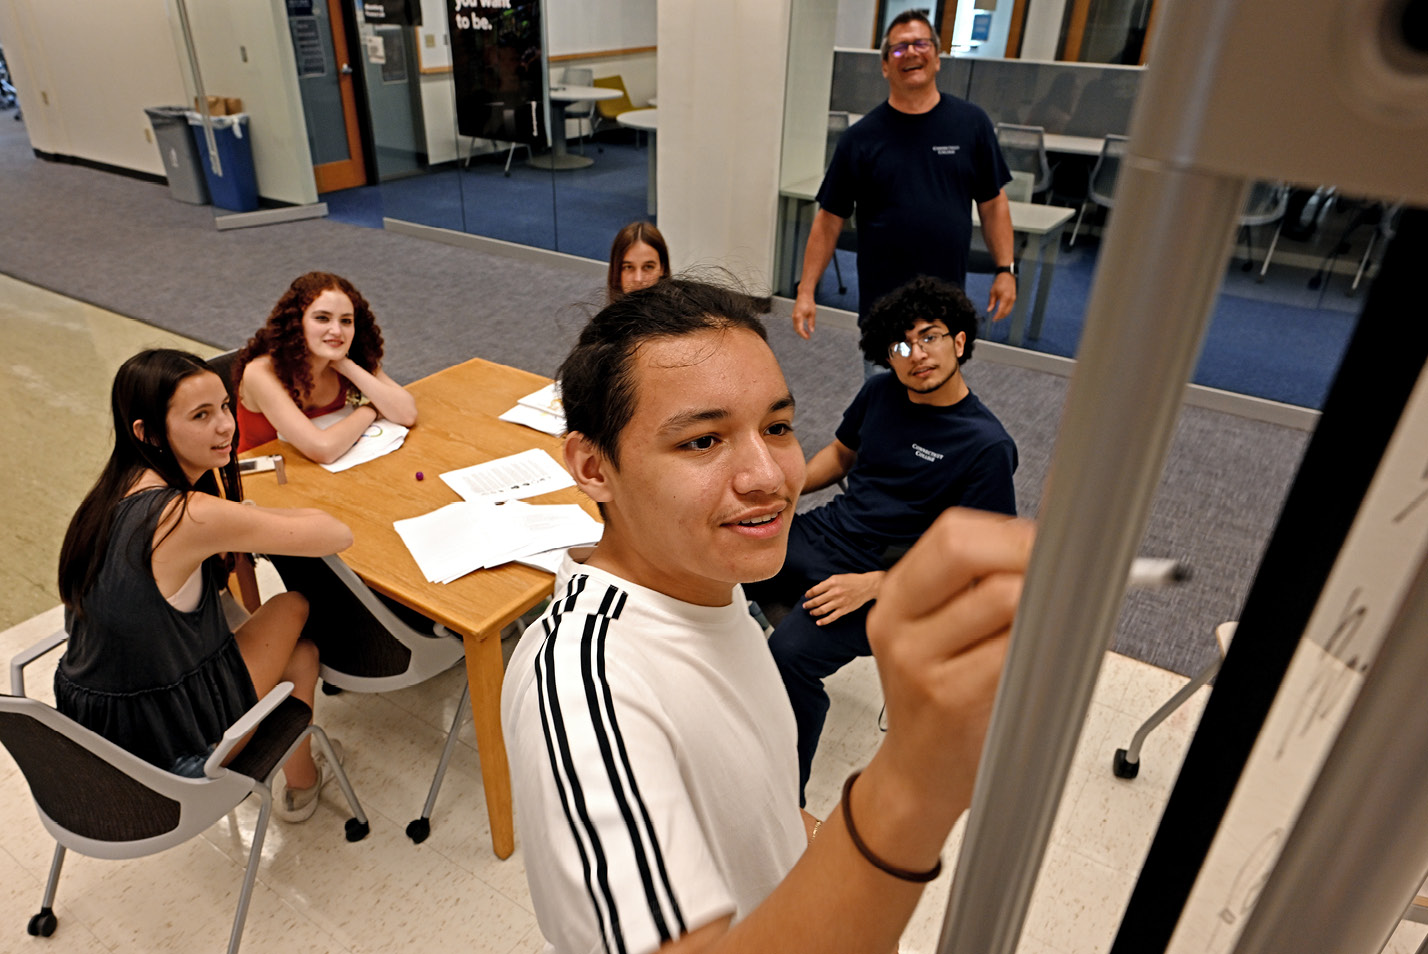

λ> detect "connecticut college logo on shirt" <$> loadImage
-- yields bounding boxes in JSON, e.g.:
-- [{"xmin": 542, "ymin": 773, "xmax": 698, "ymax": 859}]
[
  {"xmin": 912, "ymin": 443, "xmax": 944, "ymax": 463},
  {"xmin": 932, "ymin": 145, "xmax": 961, "ymax": 156}
]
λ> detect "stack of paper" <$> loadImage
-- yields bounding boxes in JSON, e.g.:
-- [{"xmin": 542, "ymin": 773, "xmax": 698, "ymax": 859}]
[
  {"xmin": 440, "ymin": 448, "xmax": 574, "ymax": 502},
  {"xmin": 500, "ymin": 383, "xmax": 565, "ymax": 436},
  {"xmin": 290, "ymin": 405, "xmax": 410, "ymax": 473},
  {"xmin": 394, "ymin": 500, "xmax": 602, "ymax": 583}
]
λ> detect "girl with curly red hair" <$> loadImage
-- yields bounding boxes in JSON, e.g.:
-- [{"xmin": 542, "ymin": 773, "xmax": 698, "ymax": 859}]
[{"xmin": 233, "ymin": 272, "xmax": 417, "ymax": 462}]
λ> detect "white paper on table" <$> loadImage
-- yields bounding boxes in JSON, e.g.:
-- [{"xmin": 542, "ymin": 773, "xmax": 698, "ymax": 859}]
[
  {"xmin": 392, "ymin": 501, "xmax": 500, "ymax": 583},
  {"xmin": 517, "ymin": 383, "xmax": 564, "ymax": 416},
  {"xmin": 286, "ymin": 405, "xmax": 409, "ymax": 473},
  {"xmin": 499, "ymin": 403, "xmax": 565, "ymax": 436},
  {"xmin": 393, "ymin": 499, "xmax": 602, "ymax": 584},
  {"xmin": 440, "ymin": 447, "xmax": 574, "ymax": 502}
]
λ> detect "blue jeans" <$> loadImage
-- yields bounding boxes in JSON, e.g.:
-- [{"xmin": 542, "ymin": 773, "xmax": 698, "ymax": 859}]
[
  {"xmin": 745, "ymin": 509, "xmax": 884, "ymax": 804},
  {"xmin": 170, "ymin": 745, "xmax": 216, "ymax": 778}
]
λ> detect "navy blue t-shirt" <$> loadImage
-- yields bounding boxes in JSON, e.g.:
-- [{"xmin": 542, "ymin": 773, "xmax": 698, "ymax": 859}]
[
  {"xmin": 819, "ymin": 372, "xmax": 1018, "ymax": 549},
  {"xmin": 818, "ymin": 94, "xmax": 1010, "ymax": 322}
]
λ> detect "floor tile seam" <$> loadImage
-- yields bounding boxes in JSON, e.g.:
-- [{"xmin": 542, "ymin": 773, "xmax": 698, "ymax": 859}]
[{"xmin": 2, "ymin": 846, "xmax": 122, "ymax": 951}]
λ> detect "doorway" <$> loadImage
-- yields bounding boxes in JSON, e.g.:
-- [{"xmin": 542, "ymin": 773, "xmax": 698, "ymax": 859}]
[{"xmin": 287, "ymin": 0, "xmax": 368, "ymax": 193}]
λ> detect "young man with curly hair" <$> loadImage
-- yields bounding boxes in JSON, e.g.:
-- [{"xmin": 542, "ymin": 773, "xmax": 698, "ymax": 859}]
[{"xmin": 748, "ymin": 274, "xmax": 1019, "ymax": 802}]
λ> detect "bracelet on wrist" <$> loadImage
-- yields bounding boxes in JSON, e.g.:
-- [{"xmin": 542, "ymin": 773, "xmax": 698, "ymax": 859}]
[{"xmin": 840, "ymin": 770, "xmax": 942, "ymax": 883}]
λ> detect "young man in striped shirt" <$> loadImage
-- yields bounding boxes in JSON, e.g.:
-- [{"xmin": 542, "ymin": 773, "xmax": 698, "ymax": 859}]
[{"xmin": 502, "ymin": 278, "xmax": 1031, "ymax": 954}]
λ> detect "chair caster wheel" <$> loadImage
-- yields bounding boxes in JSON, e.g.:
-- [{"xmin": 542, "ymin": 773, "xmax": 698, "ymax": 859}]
[
  {"xmin": 28, "ymin": 908, "xmax": 57, "ymax": 936},
  {"xmin": 406, "ymin": 818, "xmax": 431, "ymax": 844},
  {"xmin": 1113, "ymin": 748, "xmax": 1140, "ymax": 779},
  {"xmin": 345, "ymin": 818, "xmax": 370, "ymax": 842},
  {"xmin": 321, "ymin": 682, "xmax": 344, "ymax": 695}
]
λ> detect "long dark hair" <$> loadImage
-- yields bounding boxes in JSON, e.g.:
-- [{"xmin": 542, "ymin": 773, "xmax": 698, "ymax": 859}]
[
  {"xmin": 58, "ymin": 349, "xmax": 233, "ymax": 617},
  {"xmin": 232, "ymin": 272, "xmax": 385, "ymax": 407},
  {"xmin": 606, "ymin": 222, "xmax": 670, "ymax": 303}
]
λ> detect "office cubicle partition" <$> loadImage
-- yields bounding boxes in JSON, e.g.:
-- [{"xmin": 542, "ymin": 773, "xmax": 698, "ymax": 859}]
[{"xmin": 828, "ymin": 48, "xmax": 1141, "ymax": 139}]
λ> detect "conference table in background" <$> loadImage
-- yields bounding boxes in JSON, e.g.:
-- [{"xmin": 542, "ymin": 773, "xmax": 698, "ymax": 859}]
[
  {"xmin": 617, "ymin": 107, "xmax": 658, "ymax": 215},
  {"xmin": 776, "ymin": 175, "xmax": 1074, "ymax": 347},
  {"xmin": 532, "ymin": 85, "xmax": 623, "ymax": 170},
  {"xmin": 242, "ymin": 357, "xmax": 597, "ymax": 859}
]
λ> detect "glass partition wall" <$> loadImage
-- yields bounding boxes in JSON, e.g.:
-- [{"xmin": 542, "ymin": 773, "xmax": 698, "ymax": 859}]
[
  {"xmin": 792, "ymin": 0, "xmax": 1371, "ymax": 411},
  {"xmin": 354, "ymin": 0, "xmax": 656, "ymax": 265}
]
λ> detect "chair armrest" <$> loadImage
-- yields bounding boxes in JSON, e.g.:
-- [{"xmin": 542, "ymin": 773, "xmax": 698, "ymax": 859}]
[
  {"xmin": 10, "ymin": 629, "xmax": 68, "ymax": 696},
  {"xmin": 204, "ymin": 681, "xmax": 294, "ymax": 777}
]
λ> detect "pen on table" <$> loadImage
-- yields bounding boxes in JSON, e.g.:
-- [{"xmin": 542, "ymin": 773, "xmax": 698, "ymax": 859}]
[{"xmin": 1128, "ymin": 558, "xmax": 1191, "ymax": 589}]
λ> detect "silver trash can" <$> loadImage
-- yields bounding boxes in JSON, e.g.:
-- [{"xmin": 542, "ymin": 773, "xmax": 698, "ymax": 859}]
[{"xmin": 145, "ymin": 106, "xmax": 210, "ymax": 205}]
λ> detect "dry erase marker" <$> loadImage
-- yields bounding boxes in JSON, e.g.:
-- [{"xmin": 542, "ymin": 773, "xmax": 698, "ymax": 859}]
[{"xmin": 1128, "ymin": 558, "xmax": 1191, "ymax": 589}]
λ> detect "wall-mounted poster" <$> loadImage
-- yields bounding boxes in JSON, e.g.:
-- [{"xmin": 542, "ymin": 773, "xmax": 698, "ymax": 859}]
[{"xmin": 446, "ymin": 0, "xmax": 547, "ymax": 146}]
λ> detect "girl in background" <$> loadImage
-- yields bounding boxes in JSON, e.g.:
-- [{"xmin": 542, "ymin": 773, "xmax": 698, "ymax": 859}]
[
  {"xmin": 234, "ymin": 272, "xmax": 417, "ymax": 464},
  {"xmin": 606, "ymin": 221, "xmax": 670, "ymax": 302}
]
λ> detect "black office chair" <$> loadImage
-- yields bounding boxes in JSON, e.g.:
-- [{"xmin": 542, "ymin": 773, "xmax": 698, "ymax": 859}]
[
  {"xmin": 265, "ymin": 553, "xmax": 470, "ymax": 843},
  {"xmin": 1235, "ymin": 181, "xmax": 1291, "ymax": 281},
  {"xmin": 994, "ymin": 122, "xmax": 1055, "ymax": 202},
  {"xmin": 0, "ymin": 631, "xmax": 368, "ymax": 953},
  {"xmin": 1068, "ymin": 134, "xmax": 1129, "ymax": 246}
]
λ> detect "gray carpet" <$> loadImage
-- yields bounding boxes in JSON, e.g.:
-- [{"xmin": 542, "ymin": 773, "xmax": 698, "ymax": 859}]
[{"xmin": 0, "ymin": 117, "xmax": 1311, "ymax": 678}]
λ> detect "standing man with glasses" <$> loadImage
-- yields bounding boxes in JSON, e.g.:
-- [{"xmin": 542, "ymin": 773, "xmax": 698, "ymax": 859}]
[
  {"xmin": 792, "ymin": 10, "xmax": 1018, "ymax": 366},
  {"xmin": 749, "ymin": 275, "xmax": 1018, "ymax": 803}
]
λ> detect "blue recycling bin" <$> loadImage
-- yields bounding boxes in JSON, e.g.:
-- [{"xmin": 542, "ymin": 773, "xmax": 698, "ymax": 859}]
[{"xmin": 187, "ymin": 112, "xmax": 259, "ymax": 213}]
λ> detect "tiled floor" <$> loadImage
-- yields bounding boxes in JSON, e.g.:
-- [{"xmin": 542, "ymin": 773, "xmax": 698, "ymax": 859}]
[
  {"xmin": 0, "ymin": 274, "xmax": 218, "ymax": 631},
  {"xmin": 9, "ymin": 593, "xmax": 1423, "ymax": 954},
  {"xmin": 4, "ymin": 278, "xmax": 1424, "ymax": 953}
]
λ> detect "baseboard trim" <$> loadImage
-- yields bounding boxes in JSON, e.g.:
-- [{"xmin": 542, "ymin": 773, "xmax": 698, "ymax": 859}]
[
  {"xmin": 382, "ymin": 218, "xmax": 606, "ymax": 277},
  {"xmin": 215, "ymin": 203, "xmax": 328, "ymax": 230}
]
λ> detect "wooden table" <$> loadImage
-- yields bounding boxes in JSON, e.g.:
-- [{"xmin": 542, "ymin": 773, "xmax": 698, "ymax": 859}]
[
  {"xmin": 241, "ymin": 357, "xmax": 595, "ymax": 859},
  {"xmin": 534, "ymin": 84, "xmax": 623, "ymax": 170},
  {"xmin": 776, "ymin": 176, "xmax": 1075, "ymax": 346}
]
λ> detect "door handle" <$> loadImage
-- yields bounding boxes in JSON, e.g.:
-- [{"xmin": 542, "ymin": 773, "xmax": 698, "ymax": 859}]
[{"xmin": 340, "ymin": 63, "xmax": 353, "ymax": 75}]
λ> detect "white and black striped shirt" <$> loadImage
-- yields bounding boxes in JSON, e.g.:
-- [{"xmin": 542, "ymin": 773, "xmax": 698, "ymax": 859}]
[{"xmin": 503, "ymin": 556, "xmax": 805, "ymax": 954}]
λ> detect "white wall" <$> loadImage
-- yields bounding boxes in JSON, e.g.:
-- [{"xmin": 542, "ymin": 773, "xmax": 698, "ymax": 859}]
[
  {"xmin": 1021, "ymin": 0, "xmax": 1070, "ymax": 59},
  {"xmin": 0, "ymin": 0, "xmax": 187, "ymax": 173},
  {"xmin": 657, "ymin": 0, "xmax": 791, "ymax": 287},
  {"xmin": 835, "ymin": 0, "xmax": 874, "ymax": 49},
  {"xmin": 0, "ymin": 0, "xmax": 315, "ymax": 204}
]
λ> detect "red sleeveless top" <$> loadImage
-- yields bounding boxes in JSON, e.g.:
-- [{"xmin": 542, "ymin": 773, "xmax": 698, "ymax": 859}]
[{"xmin": 236, "ymin": 382, "xmax": 349, "ymax": 452}]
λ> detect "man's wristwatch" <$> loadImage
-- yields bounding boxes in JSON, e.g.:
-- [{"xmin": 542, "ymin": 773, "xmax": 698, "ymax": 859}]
[{"xmin": 993, "ymin": 263, "xmax": 1017, "ymax": 279}]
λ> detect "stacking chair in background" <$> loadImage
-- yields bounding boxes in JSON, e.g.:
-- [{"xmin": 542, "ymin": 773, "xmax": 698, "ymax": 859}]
[
  {"xmin": 0, "ymin": 631, "xmax": 368, "ymax": 953},
  {"xmin": 591, "ymin": 75, "xmax": 635, "ymax": 148},
  {"xmin": 1235, "ymin": 181, "xmax": 1291, "ymax": 281},
  {"xmin": 1068, "ymin": 133, "xmax": 1129, "ymax": 246},
  {"xmin": 559, "ymin": 66, "xmax": 595, "ymax": 155},
  {"xmin": 994, "ymin": 122, "xmax": 1054, "ymax": 202},
  {"xmin": 265, "ymin": 553, "xmax": 469, "ymax": 843},
  {"xmin": 1351, "ymin": 201, "xmax": 1405, "ymax": 294},
  {"xmin": 1113, "ymin": 621, "xmax": 1236, "ymax": 779}
]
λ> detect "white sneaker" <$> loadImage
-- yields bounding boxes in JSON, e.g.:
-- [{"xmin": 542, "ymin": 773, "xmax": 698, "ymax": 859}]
[{"xmin": 274, "ymin": 738, "xmax": 344, "ymax": 823}]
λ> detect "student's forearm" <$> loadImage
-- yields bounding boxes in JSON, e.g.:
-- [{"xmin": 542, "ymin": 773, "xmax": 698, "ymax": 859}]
[
  {"xmin": 251, "ymin": 508, "xmax": 354, "ymax": 555},
  {"xmin": 796, "ymin": 212, "xmax": 842, "ymax": 303},
  {"xmin": 803, "ymin": 442, "xmax": 854, "ymax": 493},
  {"xmin": 978, "ymin": 192, "xmax": 1016, "ymax": 268},
  {"xmin": 291, "ymin": 404, "xmax": 378, "ymax": 464},
  {"xmin": 336, "ymin": 359, "xmax": 418, "ymax": 426},
  {"xmin": 666, "ymin": 755, "xmax": 954, "ymax": 954}
]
